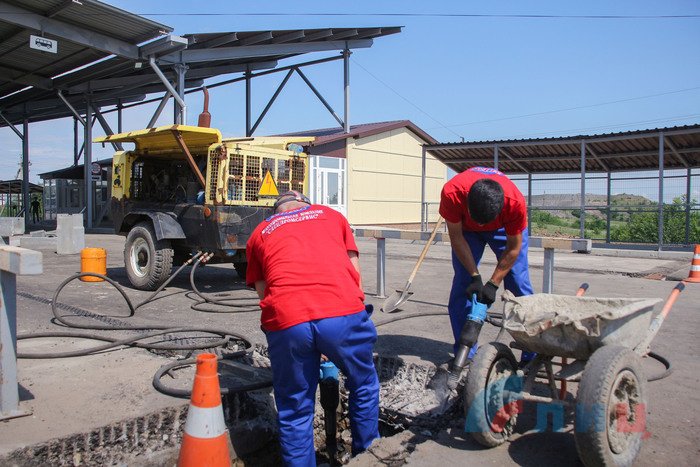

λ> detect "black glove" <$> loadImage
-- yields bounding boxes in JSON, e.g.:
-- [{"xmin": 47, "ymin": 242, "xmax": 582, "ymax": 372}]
[
  {"xmin": 481, "ymin": 280, "xmax": 499, "ymax": 305},
  {"xmin": 465, "ymin": 274, "xmax": 483, "ymax": 299}
]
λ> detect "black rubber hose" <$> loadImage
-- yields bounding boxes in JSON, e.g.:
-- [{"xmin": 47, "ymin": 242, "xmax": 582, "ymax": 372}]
[
  {"xmin": 17, "ymin": 255, "xmax": 254, "ymax": 358},
  {"xmin": 188, "ymin": 256, "xmax": 261, "ymax": 313},
  {"xmin": 152, "ymin": 353, "xmax": 273, "ymax": 398},
  {"xmin": 647, "ymin": 351, "xmax": 673, "ymax": 382}
]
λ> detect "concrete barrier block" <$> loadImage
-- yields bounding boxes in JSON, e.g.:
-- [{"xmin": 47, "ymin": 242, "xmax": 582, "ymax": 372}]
[
  {"xmin": 56, "ymin": 214, "xmax": 85, "ymax": 255},
  {"xmin": 18, "ymin": 236, "xmax": 57, "ymax": 251},
  {"xmin": 0, "ymin": 218, "xmax": 24, "ymax": 237}
]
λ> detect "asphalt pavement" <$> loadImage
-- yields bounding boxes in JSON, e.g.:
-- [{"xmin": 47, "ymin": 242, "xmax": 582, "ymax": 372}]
[{"xmin": 0, "ymin": 233, "xmax": 698, "ymax": 466}]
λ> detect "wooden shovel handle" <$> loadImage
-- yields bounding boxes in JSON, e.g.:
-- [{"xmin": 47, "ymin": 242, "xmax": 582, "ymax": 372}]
[{"xmin": 406, "ymin": 217, "xmax": 444, "ymax": 284}]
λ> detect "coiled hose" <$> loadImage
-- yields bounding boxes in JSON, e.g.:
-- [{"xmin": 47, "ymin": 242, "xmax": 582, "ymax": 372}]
[{"xmin": 17, "ymin": 252, "xmax": 254, "ymax": 359}]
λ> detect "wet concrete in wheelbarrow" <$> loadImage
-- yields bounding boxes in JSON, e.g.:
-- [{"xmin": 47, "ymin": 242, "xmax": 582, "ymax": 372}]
[{"xmin": 0, "ymin": 234, "xmax": 698, "ymax": 465}]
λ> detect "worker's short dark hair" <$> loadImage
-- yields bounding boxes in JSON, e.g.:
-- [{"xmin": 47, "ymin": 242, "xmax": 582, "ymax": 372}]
[
  {"xmin": 467, "ymin": 179, "xmax": 504, "ymax": 225},
  {"xmin": 273, "ymin": 190, "xmax": 311, "ymax": 213}
]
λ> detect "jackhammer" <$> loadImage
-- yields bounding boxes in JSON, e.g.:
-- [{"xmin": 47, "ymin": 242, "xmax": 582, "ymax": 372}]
[
  {"xmin": 319, "ymin": 361, "xmax": 340, "ymax": 464},
  {"xmin": 448, "ymin": 294, "xmax": 489, "ymax": 387}
]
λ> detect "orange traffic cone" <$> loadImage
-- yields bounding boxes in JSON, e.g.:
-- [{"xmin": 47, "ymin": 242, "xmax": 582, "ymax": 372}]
[
  {"xmin": 687, "ymin": 245, "xmax": 700, "ymax": 283},
  {"xmin": 177, "ymin": 353, "xmax": 232, "ymax": 467}
]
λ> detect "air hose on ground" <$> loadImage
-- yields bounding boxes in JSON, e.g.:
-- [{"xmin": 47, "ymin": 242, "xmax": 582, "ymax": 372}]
[
  {"xmin": 187, "ymin": 253, "xmax": 261, "ymax": 313},
  {"xmin": 17, "ymin": 252, "xmax": 255, "ymax": 359}
]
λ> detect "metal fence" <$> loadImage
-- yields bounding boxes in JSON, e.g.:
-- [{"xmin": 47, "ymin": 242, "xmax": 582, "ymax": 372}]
[{"xmin": 422, "ymin": 169, "xmax": 700, "ymax": 249}]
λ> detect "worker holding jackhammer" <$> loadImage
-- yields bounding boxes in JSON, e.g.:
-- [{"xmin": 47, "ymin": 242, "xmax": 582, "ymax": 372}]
[
  {"xmin": 439, "ymin": 167, "xmax": 534, "ymax": 358},
  {"xmin": 246, "ymin": 190, "xmax": 379, "ymax": 466}
]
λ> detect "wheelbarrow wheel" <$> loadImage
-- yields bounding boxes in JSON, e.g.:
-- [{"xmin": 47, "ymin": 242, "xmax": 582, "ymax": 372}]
[
  {"xmin": 464, "ymin": 342, "xmax": 521, "ymax": 447},
  {"xmin": 575, "ymin": 345, "xmax": 647, "ymax": 467}
]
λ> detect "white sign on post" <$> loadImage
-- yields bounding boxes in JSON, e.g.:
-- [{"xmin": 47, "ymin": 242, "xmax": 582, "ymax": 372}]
[
  {"xmin": 90, "ymin": 162, "xmax": 102, "ymax": 182},
  {"xmin": 29, "ymin": 35, "xmax": 57, "ymax": 54}
]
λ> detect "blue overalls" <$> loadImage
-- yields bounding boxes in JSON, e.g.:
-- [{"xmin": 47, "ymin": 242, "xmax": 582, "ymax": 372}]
[
  {"xmin": 448, "ymin": 228, "xmax": 534, "ymax": 353},
  {"xmin": 265, "ymin": 307, "xmax": 380, "ymax": 466}
]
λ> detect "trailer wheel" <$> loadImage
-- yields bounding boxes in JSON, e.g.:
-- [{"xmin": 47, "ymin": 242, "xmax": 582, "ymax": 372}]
[
  {"xmin": 575, "ymin": 345, "xmax": 647, "ymax": 467},
  {"xmin": 464, "ymin": 342, "xmax": 521, "ymax": 447},
  {"xmin": 124, "ymin": 222, "xmax": 174, "ymax": 291}
]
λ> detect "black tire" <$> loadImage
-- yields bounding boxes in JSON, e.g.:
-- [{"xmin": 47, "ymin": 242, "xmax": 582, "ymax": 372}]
[
  {"xmin": 464, "ymin": 342, "xmax": 521, "ymax": 447},
  {"xmin": 233, "ymin": 262, "xmax": 247, "ymax": 280},
  {"xmin": 575, "ymin": 345, "xmax": 647, "ymax": 467},
  {"xmin": 124, "ymin": 222, "xmax": 174, "ymax": 290}
]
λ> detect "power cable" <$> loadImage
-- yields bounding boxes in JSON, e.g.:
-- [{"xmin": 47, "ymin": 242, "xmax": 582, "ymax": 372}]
[{"xmin": 351, "ymin": 58, "xmax": 464, "ymax": 140}]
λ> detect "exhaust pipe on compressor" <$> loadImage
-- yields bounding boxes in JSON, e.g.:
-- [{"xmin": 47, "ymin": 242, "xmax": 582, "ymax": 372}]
[{"xmin": 198, "ymin": 86, "xmax": 211, "ymax": 128}]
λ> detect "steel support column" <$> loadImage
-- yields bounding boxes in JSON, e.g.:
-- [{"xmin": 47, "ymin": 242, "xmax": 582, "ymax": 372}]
[
  {"xmin": 527, "ymin": 174, "xmax": 532, "ymax": 233},
  {"xmin": 686, "ymin": 168, "xmax": 692, "ymax": 245},
  {"xmin": 173, "ymin": 64, "xmax": 187, "ymax": 124},
  {"xmin": 343, "ymin": 48, "xmax": 350, "ymax": 133},
  {"xmin": 73, "ymin": 117, "xmax": 79, "ymax": 165},
  {"xmin": 580, "ymin": 141, "xmax": 586, "ymax": 239},
  {"xmin": 542, "ymin": 248, "xmax": 554, "ymax": 293},
  {"xmin": 245, "ymin": 69, "xmax": 252, "ymax": 136},
  {"xmin": 84, "ymin": 99, "xmax": 93, "ymax": 229},
  {"xmin": 149, "ymin": 57, "xmax": 186, "ymax": 126},
  {"xmin": 658, "ymin": 132, "xmax": 664, "ymax": 250},
  {"xmin": 606, "ymin": 172, "xmax": 612, "ymax": 243},
  {"xmin": 493, "ymin": 144, "xmax": 499, "ymax": 170},
  {"xmin": 21, "ymin": 119, "xmax": 29, "ymax": 233},
  {"xmin": 117, "ymin": 99, "xmax": 123, "ymax": 133},
  {"xmin": 421, "ymin": 146, "xmax": 427, "ymax": 231}
]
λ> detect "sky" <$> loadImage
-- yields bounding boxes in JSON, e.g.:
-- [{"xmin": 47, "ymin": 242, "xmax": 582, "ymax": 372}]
[{"xmin": 1, "ymin": 0, "xmax": 699, "ymax": 189}]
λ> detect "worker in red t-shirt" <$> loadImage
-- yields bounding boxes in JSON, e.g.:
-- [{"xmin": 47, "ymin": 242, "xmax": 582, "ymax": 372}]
[
  {"xmin": 246, "ymin": 190, "xmax": 379, "ymax": 466},
  {"xmin": 439, "ymin": 167, "xmax": 534, "ymax": 354}
]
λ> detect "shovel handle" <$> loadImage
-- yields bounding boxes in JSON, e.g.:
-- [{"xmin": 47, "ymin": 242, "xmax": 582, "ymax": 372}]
[{"xmin": 406, "ymin": 217, "xmax": 444, "ymax": 284}]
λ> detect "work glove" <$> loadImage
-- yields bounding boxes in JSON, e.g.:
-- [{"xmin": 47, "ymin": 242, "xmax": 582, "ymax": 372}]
[
  {"xmin": 481, "ymin": 280, "xmax": 499, "ymax": 305},
  {"xmin": 465, "ymin": 274, "xmax": 483, "ymax": 299}
]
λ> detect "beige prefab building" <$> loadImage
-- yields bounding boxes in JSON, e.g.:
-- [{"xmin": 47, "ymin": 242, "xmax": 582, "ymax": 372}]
[{"xmin": 295, "ymin": 121, "xmax": 446, "ymax": 226}]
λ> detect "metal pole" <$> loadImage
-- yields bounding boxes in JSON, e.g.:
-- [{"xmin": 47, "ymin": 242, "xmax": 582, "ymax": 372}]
[
  {"xmin": 0, "ymin": 270, "xmax": 20, "ymax": 419},
  {"xmin": 421, "ymin": 146, "xmax": 427, "ymax": 231},
  {"xmin": 343, "ymin": 48, "xmax": 350, "ymax": 133},
  {"xmin": 21, "ymin": 119, "xmax": 29, "ymax": 233},
  {"xmin": 494, "ymin": 144, "xmax": 499, "ymax": 170},
  {"xmin": 117, "ymin": 99, "xmax": 123, "ymax": 133},
  {"xmin": 85, "ymin": 99, "xmax": 93, "ymax": 229},
  {"xmin": 542, "ymin": 248, "xmax": 554, "ymax": 293},
  {"xmin": 148, "ymin": 57, "xmax": 186, "ymax": 122},
  {"xmin": 173, "ymin": 63, "xmax": 187, "ymax": 124},
  {"xmin": 147, "ymin": 92, "xmax": 171, "ymax": 128},
  {"xmin": 73, "ymin": 117, "xmax": 79, "ymax": 165},
  {"xmin": 606, "ymin": 171, "xmax": 612, "ymax": 244},
  {"xmin": 245, "ymin": 69, "xmax": 252, "ymax": 137},
  {"xmin": 580, "ymin": 140, "xmax": 586, "ymax": 239},
  {"xmin": 376, "ymin": 237, "xmax": 386, "ymax": 298},
  {"xmin": 658, "ymin": 132, "xmax": 664, "ymax": 251},
  {"xmin": 527, "ymin": 173, "xmax": 532, "ymax": 233},
  {"xmin": 686, "ymin": 168, "xmax": 691, "ymax": 245}
]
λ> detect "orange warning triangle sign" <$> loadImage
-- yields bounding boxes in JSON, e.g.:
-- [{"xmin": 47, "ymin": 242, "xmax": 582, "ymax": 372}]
[{"xmin": 258, "ymin": 170, "xmax": 279, "ymax": 196}]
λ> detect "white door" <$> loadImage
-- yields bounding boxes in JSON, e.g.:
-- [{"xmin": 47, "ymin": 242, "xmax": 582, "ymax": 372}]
[{"xmin": 310, "ymin": 156, "xmax": 346, "ymax": 215}]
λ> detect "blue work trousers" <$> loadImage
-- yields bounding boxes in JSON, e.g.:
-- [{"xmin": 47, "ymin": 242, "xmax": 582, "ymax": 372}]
[
  {"xmin": 266, "ymin": 309, "xmax": 380, "ymax": 467},
  {"xmin": 448, "ymin": 228, "xmax": 534, "ymax": 353}
]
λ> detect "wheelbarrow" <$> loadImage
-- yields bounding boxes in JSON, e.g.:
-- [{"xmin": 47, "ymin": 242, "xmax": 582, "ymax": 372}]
[{"xmin": 463, "ymin": 282, "xmax": 685, "ymax": 467}]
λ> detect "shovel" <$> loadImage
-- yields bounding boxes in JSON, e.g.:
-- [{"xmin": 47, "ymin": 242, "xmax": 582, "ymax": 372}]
[{"xmin": 381, "ymin": 216, "xmax": 444, "ymax": 313}]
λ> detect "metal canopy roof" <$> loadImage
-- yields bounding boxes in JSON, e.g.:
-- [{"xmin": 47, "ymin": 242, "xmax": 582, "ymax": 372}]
[
  {"xmin": 0, "ymin": 179, "xmax": 43, "ymax": 194},
  {"xmin": 0, "ymin": 19, "xmax": 401, "ymax": 126},
  {"xmin": 0, "ymin": 0, "xmax": 171, "ymax": 100},
  {"xmin": 426, "ymin": 124, "xmax": 700, "ymax": 174}
]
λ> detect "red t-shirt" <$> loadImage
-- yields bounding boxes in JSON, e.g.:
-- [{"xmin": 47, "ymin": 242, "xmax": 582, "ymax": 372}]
[
  {"xmin": 246, "ymin": 205, "xmax": 365, "ymax": 332},
  {"xmin": 439, "ymin": 167, "xmax": 528, "ymax": 235}
]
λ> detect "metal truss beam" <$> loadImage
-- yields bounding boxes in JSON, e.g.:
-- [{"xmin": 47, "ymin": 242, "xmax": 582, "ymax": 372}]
[
  {"xmin": 0, "ymin": 1, "xmax": 140, "ymax": 59},
  {"xmin": 159, "ymin": 39, "xmax": 373, "ymax": 64},
  {"xmin": 0, "ymin": 67, "xmax": 52, "ymax": 90}
]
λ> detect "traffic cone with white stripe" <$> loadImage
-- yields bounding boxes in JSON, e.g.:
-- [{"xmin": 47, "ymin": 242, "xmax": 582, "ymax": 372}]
[
  {"xmin": 177, "ymin": 353, "xmax": 232, "ymax": 467},
  {"xmin": 687, "ymin": 244, "xmax": 700, "ymax": 283}
]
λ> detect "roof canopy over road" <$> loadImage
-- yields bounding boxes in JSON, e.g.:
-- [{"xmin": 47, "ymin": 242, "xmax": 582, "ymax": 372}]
[{"xmin": 426, "ymin": 124, "xmax": 700, "ymax": 173}]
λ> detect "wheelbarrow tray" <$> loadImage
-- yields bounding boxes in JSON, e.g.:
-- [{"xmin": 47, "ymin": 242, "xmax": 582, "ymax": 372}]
[{"xmin": 501, "ymin": 291, "xmax": 661, "ymax": 359}]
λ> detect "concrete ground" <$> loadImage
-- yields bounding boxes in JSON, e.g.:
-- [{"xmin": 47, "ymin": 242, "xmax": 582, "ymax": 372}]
[{"xmin": 0, "ymin": 233, "xmax": 698, "ymax": 466}]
